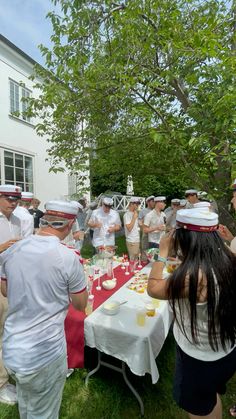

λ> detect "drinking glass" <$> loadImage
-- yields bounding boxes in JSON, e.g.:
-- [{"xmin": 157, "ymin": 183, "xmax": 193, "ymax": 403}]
[{"xmin": 136, "ymin": 308, "xmax": 146, "ymax": 326}]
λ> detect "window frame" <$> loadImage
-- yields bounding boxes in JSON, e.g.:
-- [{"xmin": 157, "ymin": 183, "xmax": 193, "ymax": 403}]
[
  {"xmin": 0, "ymin": 148, "xmax": 34, "ymax": 193},
  {"xmin": 9, "ymin": 79, "xmax": 32, "ymax": 124}
]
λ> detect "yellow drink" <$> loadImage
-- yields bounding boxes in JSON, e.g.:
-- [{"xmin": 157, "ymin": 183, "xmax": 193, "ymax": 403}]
[
  {"xmin": 152, "ymin": 298, "xmax": 160, "ymax": 308},
  {"xmin": 146, "ymin": 304, "xmax": 156, "ymax": 317},
  {"xmin": 85, "ymin": 305, "xmax": 93, "ymax": 315},
  {"xmin": 136, "ymin": 310, "xmax": 146, "ymax": 326}
]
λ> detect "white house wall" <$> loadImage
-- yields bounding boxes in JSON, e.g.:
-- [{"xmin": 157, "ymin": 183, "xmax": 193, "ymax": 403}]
[{"xmin": 0, "ymin": 36, "xmax": 74, "ymax": 208}]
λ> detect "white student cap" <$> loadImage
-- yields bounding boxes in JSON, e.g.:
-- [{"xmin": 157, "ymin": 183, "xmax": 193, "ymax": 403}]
[
  {"xmin": 103, "ymin": 197, "xmax": 113, "ymax": 206},
  {"xmin": 146, "ymin": 195, "xmax": 155, "ymax": 202},
  {"xmin": 129, "ymin": 197, "xmax": 141, "ymax": 204},
  {"xmin": 179, "ymin": 199, "xmax": 187, "ymax": 207},
  {"xmin": 171, "ymin": 198, "xmax": 180, "ymax": 204},
  {"xmin": 193, "ymin": 202, "xmax": 211, "ymax": 210},
  {"xmin": 0, "ymin": 184, "xmax": 22, "ymax": 199},
  {"xmin": 21, "ymin": 192, "xmax": 34, "ymax": 202},
  {"xmin": 185, "ymin": 189, "xmax": 198, "ymax": 196},
  {"xmin": 44, "ymin": 200, "xmax": 78, "ymax": 219},
  {"xmin": 70, "ymin": 200, "xmax": 83, "ymax": 210},
  {"xmin": 154, "ymin": 196, "xmax": 166, "ymax": 202},
  {"xmin": 176, "ymin": 208, "xmax": 218, "ymax": 232}
]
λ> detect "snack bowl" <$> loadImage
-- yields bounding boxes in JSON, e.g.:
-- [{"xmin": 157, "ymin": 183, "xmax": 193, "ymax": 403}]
[
  {"xmin": 166, "ymin": 259, "xmax": 181, "ymax": 273},
  {"xmin": 102, "ymin": 300, "xmax": 120, "ymax": 315},
  {"xmin": 102, "ymin": 279, "xmax": 116, "ymax": 290},
  {"xmin": 97, "ymin": 246, "xmax": 117, "ymax": 259}
]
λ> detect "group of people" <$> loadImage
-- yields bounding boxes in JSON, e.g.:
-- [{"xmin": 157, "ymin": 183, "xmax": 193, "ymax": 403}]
[
  {"xmin": 122, "ymin": 189, "xmax": 217, "ymax": 261},
  {"xmin": 0, "ymin": 181, "xmax": 235, "ymax": 419}
]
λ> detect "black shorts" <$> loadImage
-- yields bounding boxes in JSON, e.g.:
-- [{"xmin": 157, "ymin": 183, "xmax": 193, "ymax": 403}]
[{"xmin": 173, "ymin": 344, "xmax": 236, "ymax": 416}]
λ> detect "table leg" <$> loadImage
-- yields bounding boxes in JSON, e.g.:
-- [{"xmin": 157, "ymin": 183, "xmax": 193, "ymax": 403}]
[
  {"xmin": 85, "ymin": 351, "xmax": 102, "ymax": 386},
  {"xmin": 121, "ymin": 361, "xmax": 144, "ymax": 416},
  {"xmin": 85, "ymin": 350, "xmax": 144, "ymax": 416}
]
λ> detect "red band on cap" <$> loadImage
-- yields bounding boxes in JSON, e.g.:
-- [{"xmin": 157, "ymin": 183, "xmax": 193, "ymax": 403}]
[
  {"xmin": 45, "ymin": 210, "xmax": 76, "ymax": 219},
  {"xmin": 21, "ymin": 198, "xmax": 32, "ymax": 202},
  {"xmin": 176, "ymin": 221, "xmax": 218, "ymax": 232},
  {"xmin": 0, "ymin": 192, "xmax": 21, "ymax": 198}
]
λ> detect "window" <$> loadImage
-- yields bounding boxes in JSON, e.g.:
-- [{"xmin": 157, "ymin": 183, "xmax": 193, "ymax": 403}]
[
  {"xmin": 9, "ymin": 79, "xmax": 31, "ymax": 123},
  {"xmin": 3, "ymin": 150, "xmax": 34, "ymax": 192}
]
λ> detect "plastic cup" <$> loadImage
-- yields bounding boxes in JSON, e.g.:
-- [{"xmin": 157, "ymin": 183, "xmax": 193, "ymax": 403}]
[
  {"xmin": 136, "ymin": 308, "xmax": 146, "ymax": 326},
  {"xmin": 146, "ymin": 303, "xmax": 156, "ymax": 317},
  {"xmin": 85, "ymin": 295, "xmax": 95, "ymax": 315}
]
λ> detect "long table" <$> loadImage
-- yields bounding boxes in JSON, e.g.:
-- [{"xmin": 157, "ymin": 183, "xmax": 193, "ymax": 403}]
[{"xmin": 84, "ymin": 264, "xmax": 173, "ymax": 415}]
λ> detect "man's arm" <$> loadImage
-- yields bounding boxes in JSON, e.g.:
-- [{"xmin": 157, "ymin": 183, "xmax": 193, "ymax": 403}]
[
  {"xmin": 0, "ymin": 239, "xmax": 20, "ymax": 253},
  {"xmin": 1, "ymin": 280, "xmax": 7, "ymax": 297},
  {"xmin": 70, "ymin": 289, "xmax": 88, "ymax": 311}
]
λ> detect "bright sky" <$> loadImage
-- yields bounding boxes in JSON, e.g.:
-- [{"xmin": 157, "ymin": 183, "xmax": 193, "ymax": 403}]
[{"xmin": 0, "ymin": 0, "xmax": 56, "ymax": 65}]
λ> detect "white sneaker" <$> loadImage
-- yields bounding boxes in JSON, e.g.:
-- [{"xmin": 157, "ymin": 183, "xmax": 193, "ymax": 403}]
[{"xmin": 0, "ymin": 383, "xmax": 17, "ymax": 405}]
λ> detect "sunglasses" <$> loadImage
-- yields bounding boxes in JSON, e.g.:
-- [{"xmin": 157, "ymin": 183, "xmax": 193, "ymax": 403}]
[{"xmin": 39, "ymin": 219, "xmax": 69, "ymax": 229}]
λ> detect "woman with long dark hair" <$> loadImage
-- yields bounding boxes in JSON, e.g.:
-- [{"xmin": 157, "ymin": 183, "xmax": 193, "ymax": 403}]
[{"xmin": 148, "ymin": 208, "xmax": 236, "ymax": 419}]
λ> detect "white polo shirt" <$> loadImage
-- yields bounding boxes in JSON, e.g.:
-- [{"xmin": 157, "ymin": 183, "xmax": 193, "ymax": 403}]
[
  {"xmin": 123, "ymin": 210, "xmax": 140, "ymax": 243},
  {"xmin": 1, "ymin": 235, "xmax": 86, "ymax": 374},
  {"xmin": 90, "ymin": 207, "xmax": 121, "ymax": 247},
  {"xmin": 14, "ymin": 206, "xmax": 34, "ymax": 238},
  {"xmin": 144, "ymin": 209, "xmax": 166, "ymax": 244},
  {"xmin": 0, "ymin": 212, "xmax": 21, "ymax": 245},
  {"xmin": 0, "ymin": 211, "xmax": 21, "ymax": 276}
]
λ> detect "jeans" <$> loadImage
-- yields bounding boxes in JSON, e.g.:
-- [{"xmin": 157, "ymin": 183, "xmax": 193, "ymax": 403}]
[{"xmin": 7, "ymin": 352, "xmax": 67, "ymax": 419}]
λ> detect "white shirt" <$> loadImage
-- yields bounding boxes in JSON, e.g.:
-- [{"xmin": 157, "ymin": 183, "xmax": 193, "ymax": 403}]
[
  {"xmin": 173, "ymin": 299, "xmax": 235, "ymax": 361},
  {"xmin": 14, "ymin": 206, "xmax": 34, "ymax": 238},
  {"xmin": 144, "ymin": 209, "xmax": 166, "ymax": 244},
  {"xmin": 230, "ymin": 237, "xmax": 236, "ymax": 254},
  {"xmin": 123, "ymin": 210, "xmax": 140, "ymax": 243},
  {"xmin": 90, "ymin": 207, "xmax": 121, "ymax": 247},
  {"xmin": 0, "ymin": 211, "xmax": 21, "ymax": 276},
  {"xmin": 1, "ymin": 235, "xmax": 86, "ymax": 374},
  {"xmin": 138, "ymin": 207, "xmax": 151, "ymax": 221},
  {"xmin": 0, "ymin": 212, "xmax": 21, "ymax": 245}
]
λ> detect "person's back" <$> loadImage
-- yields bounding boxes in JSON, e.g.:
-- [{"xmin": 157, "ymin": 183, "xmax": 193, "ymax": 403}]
[
  {"xmin": 0, "ymin": 199, "xmax": 87, "ymax": 419},
  {"xmin": 1, "ymin": 235, "xmax": 85, "ymax": 374}
]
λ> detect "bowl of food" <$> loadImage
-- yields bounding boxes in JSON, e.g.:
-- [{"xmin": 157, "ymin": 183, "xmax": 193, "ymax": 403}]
[
  {"xmin": 97, "ymin": 246, "xmax": 117, "ymax": 259},
  {"xmin": 166, "ymin": 258, "xmax": 181, "ymax": 273},
  {"xmin": 102, "ymin": 280, "xmax": 116, "ymax": 290},
  {"xmin": 145, "ymin": 248, "xmax": 159, "ymax": 263},
  {"xmin": 102, "ymin": 300, "xmax": 120, "ymax": 315}
]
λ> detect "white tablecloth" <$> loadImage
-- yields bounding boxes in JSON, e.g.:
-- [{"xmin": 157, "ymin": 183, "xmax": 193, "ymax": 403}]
[{"xmin": 84, "ymin": 265, "xmax": 173, "ymax": 384}]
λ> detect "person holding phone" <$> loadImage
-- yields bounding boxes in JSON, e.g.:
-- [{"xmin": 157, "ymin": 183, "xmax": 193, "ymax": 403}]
[{"xmin": 148, "ymin": 209, "xmax": 236, "ymax": 419}]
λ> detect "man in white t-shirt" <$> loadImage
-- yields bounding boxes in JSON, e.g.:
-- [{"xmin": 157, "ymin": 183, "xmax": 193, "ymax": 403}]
[
  {"xmin": 1, "ymin": 200, "xmax": 88, "ymax": 419},
  {"xmin": 138, "ymin": 195, "xmax": 155, "ymax": 260},
  {"xmin": 13, "ymin": 191, "xmax": 34, "ymax": 238},
  {"xmin": 123, "ymin": 197, "xmax": 141, "ymax": 259},
  {"xmin": 143, "ymin": 196, "xmax": 166, "ymax": 248},
  {"xmin": 0, "ymin": 184, "xmax": 22, "ymax": 405},
  {"xmin": 88, "ymin": 197, "xmax": 121, "ymax": 250}
]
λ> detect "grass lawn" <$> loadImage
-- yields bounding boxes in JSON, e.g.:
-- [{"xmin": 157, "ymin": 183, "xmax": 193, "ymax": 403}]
[{"xmin": 0, "ymin": 235, "xmax": 235, "ymax": 418}]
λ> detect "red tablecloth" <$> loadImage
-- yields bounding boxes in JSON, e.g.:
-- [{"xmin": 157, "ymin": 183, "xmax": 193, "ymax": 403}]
[{"xmin": 64, "ymin": 263, "xmax": 145, "ymax": 368}]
